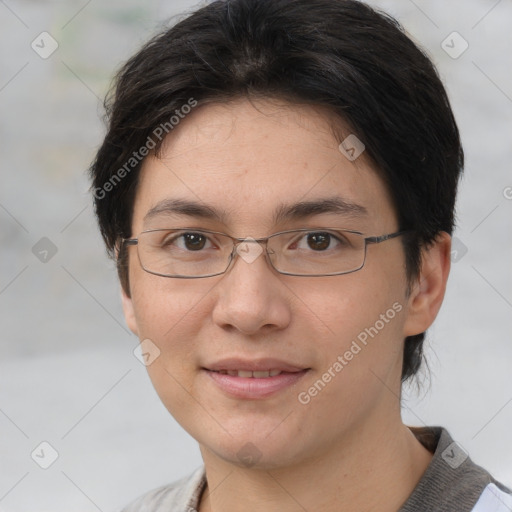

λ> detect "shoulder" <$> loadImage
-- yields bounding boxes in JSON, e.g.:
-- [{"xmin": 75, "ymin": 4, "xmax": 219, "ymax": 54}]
[
  {"xmin": 402, "ymin": 426, "xmax": 512, "ymax": 512},
  {"xmin": 119, "ymin": 466, "xmax": 206, "ymax": 512}
]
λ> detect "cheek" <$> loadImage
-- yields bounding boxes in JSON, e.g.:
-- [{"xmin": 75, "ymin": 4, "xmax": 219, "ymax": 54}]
[
  {"xmin": 129, "ymin": 276, "xmax": 209, "ymax": 424},
  {"xmin": 288, "ymin": 265, "xmax": 408, "ymax": 385},
  {"xmin": 129, "ymin": 263, "xmax": 208, "ymax": 338},
  {"xmin": 287, "ymin": 264, "xmax": 406, "ymax": 335},
  {"xmin": 292, "ymin": 279, "xmax": 406, "ymax": 424},
  {"xmin": 128, "ymin": 272, "xmax": 205, "ymax": 379}
]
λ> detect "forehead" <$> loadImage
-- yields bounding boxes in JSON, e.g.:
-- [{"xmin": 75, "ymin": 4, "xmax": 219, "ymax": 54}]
[{"xmin": 132, "ymin": 97, "xmax": 397, "ymax": 235}]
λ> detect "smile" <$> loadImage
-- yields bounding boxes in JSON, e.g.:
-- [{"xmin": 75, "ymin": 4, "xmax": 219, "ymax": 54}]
[
  {"xmin": 204, "ymin": 368, "xmax": 310, "ymax": 399},
  {"xmin": 212, "ymin": 369, "xmax": 284, "ymax": 378}
]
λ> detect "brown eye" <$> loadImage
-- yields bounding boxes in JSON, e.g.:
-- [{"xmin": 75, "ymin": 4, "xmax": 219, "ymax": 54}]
[
  {"xmin": 161, "ymin": 232, "xmax": 212, "ymax": 251},
  {"xmin": 306, "ymin": 232, "xmax": 332, "ymax": 251},
  {"xmin": 181, "ymin": 233, "xmax": 207, "ymax": 251}
]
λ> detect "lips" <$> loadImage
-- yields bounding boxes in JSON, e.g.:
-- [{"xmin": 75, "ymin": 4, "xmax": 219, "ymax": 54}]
[
  {"xmin": 204, "ymin": 357, "xmax": 308, "ymax": 374},
  {"xmin": 202, "ymin": 358, "xmax": 310, "ymax": 398},
  {"xmin": 213, "ymin": 369, "xmax": 284, "ymax": 378}
]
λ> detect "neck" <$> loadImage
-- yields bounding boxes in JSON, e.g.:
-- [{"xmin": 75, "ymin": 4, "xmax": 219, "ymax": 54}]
[{"xmin": 197, "ymin": 417, "xmax": 433, "ymax": 512}]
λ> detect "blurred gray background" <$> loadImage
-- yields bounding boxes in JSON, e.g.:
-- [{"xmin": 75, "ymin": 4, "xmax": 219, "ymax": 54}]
[{"xmin": 0, "ymin": 0, "xmax": 511, "ymax": 510}]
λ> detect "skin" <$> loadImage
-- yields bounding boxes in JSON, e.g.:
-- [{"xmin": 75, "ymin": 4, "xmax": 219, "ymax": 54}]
[{"xmin": 121, "ymin": 97, "xmax": 451, "ymax": 512}]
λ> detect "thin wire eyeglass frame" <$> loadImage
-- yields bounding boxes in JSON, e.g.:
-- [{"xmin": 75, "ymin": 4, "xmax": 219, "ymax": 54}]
[{"xmin": 121, "ymin": 227, "xmax": 411, "ymax": 279}]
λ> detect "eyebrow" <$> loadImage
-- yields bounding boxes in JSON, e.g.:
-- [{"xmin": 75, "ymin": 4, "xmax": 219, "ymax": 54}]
[
  {"xmin": 143, "ymin": 196, "xmax": 368, "ymax": 225},
  {"xmin": 273, "ymin": 196, "xmax": 368, "ymax": 223}
]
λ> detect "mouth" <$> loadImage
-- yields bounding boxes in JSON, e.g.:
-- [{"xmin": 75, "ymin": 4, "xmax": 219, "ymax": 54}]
[
  {"xmin": 201, "ymin": 360, "xmax": 311, "ymax": 399},
  {"xmin": 208, "ymin": 369, "xmax": 298, "ymax": 378}
]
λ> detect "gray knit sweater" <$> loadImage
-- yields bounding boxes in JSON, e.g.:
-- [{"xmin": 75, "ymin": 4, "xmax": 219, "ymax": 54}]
[{"xmin": 120, "ymin": 427, "xmax": 511, "ymax": 512}]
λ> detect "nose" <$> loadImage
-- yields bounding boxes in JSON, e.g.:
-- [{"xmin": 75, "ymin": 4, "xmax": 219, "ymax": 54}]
[{"xmin": 211, "ymin": 239, "xmax": 292, "ymax": 335}]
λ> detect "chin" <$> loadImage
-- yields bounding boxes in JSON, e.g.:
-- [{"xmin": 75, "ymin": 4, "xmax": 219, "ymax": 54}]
[{"xmin": 198, "ymin": 427, "xmax": 311, "ymax": 471}]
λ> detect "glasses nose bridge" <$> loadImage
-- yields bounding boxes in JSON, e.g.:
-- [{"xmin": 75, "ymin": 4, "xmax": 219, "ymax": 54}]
[
  {"xmin": 226, "ymin": 235, "xmax": 274, "ymax": 271},
  {"xmin": 231, "ymin": 234, "xmax": 270, "ymax": 250},
  {"xmin": 230, "ymin": 235, "xmax": 271, "ymax": 256}
]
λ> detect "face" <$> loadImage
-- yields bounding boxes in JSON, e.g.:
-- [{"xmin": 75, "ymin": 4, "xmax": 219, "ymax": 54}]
[{"xmin": 122, "ymin": 97, "xmax": 425, "ymax": 470}]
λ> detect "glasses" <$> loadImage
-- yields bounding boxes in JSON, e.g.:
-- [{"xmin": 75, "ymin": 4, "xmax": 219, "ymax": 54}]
[{"xmin": 121, "ymin": 227, "xmax": 410, "ymax": 278}]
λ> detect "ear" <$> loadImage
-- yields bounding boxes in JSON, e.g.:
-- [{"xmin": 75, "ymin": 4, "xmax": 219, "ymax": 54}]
[
  {"xmin": 116, "ymin": 241, "xmax": 139, "ymax": 337},
  {"xmin": 121, "ymin": 284, "xmax": 139, "ymax": 336},
  {"xmin": 403, "ymin": 232, "xmax": 451, "ymax": 337}
]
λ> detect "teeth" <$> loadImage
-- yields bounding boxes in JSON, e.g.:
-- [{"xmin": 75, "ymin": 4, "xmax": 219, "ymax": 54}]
[
  {"xmin": 216, "ymin": 369, "xmax": 283, "ymax": 378},
  {"xmin": 253, "ymin": 370, "xmax": 270, "ymax": 378}
]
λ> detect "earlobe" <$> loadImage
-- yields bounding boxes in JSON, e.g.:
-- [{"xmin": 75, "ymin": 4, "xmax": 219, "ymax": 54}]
[
  {"xmin": 121, "ymin": 285, "xmax": 139, "ymax": 336},
  {"xmin": 403, "ymin": 232, "xmax": 452, "ymax": 337}
]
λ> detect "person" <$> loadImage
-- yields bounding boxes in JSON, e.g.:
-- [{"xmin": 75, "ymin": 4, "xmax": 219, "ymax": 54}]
[{"xmin": 89, "ymin": 0, "xmax": 511, "ymax": 510}]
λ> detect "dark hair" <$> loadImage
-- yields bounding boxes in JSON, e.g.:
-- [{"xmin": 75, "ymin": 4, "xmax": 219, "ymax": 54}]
[{"xmin": 89, "ymin": 0, "xmax": 464, "ymax": 382}]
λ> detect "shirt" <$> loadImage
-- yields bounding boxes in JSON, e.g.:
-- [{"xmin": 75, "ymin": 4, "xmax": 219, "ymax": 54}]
[{"xmin": 120, "ymin": 426, "xmax": 512, "ymax": 511}]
